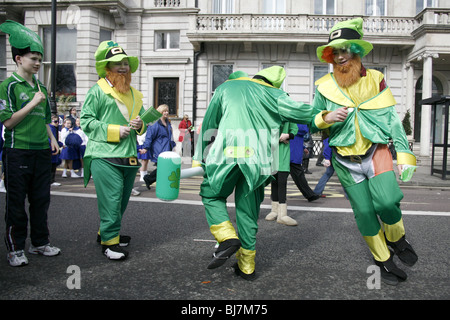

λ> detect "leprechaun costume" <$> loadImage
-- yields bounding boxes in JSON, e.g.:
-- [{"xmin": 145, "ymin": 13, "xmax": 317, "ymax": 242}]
[
  {"xmin": 311, "ymin": 18, "xmax": 418, "ymax": 285},
  {"xmin": 80, "ymin": 41, "xmax": 152, "ymax": 260},
  {"xmin": 194, "ymin": 66, "xmax": 314, "ymax": 280}
]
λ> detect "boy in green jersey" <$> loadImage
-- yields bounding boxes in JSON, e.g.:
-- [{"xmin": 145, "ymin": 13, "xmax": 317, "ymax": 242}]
[{"xmin": 0, "ymin": 20, "xmax": 60, "ymax": 267}]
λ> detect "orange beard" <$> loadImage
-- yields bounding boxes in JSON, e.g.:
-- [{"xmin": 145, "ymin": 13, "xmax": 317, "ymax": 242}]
[
  {"xmin": 105, "ymin": 70, "xmax": 132, "ymax": 94},
  {"xmin": 333, "ymin": 55, "xmax": 362, "ymax": 88}
]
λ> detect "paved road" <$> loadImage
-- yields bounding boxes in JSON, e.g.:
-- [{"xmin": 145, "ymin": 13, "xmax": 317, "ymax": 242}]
[{"xmin": 0, "ymin": 166, "xmax": 449, "ymax": 313}]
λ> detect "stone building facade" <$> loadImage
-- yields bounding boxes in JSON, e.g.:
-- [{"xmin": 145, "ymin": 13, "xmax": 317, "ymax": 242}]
[{"xmin": 1, "ymin": 0, "xmax": 449, "ymax": 158}]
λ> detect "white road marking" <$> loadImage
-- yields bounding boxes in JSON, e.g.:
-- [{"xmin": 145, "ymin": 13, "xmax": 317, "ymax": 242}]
[{"xmin": 50, "ymin": 191, "xmax": 450, "ymax": 217}]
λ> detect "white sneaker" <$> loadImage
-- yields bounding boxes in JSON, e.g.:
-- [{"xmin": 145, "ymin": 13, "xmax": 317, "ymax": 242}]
[
  {"xmin": 131, "ymin": 188, "xmax": 140, "ymax": 196},
  {"xmin": 62, "ymin": 173, "xmax": 67, "ymax": 178},
  {"xmin": 70, "ymin": 171, "xmax": 81, "ymax": 178},
  {"xmin": 7, "ymin": 250, "xmax": 29, "ymax": 267},
  {"xmin": 102, "ymin": 244, "xmax": 128, "ymax": 260},
  {"xmin": 28, "ymin": 244, "xmax": 61, "ymax": 256},
  {"xmin": 51, "ymin": 182, "xmax": 61, "ymax": 186},
  {"xmin": 0, "ymin": 180, "xmax": 6, "ymax": 193}
]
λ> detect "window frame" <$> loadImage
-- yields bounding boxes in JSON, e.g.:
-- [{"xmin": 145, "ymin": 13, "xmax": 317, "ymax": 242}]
[{"xmin": 154, "ymin": 30, "xmax": 180, "ymax": 51}]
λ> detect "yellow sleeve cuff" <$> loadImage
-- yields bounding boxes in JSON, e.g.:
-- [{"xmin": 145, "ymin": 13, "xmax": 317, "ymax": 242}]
[
  {"xmin": 396, "ymin": 152, "xmax": 416, "ymax": 166},
  {"xmin": 314, "ymin": 111, "xmax": 334, "ymax": 129},
  {"xmin": 107, "ymin": 124, "xmax": 121, "ymax": 143}
]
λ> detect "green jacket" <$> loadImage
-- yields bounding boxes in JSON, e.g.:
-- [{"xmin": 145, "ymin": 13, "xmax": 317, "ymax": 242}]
[
  {"xmin": 310, "ymin": 70, "xmax": 416, "ymax": 166},
  {"xmin": 194, "ymin": 77, "xmax": 313, "ymax": 194},
  {"xmin": 80, "ymin": 78, "xmax": 147, "ymax": 186},
  {"xmin": 278, "ymin": 122, "xmax": 298, "ymax": 172}
]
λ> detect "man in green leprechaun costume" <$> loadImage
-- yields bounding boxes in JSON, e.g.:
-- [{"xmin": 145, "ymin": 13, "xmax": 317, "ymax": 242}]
[
  {"xmin": 193, "ymin": 66, "xmax": 314, "ymax": 280},
  {"xmin": 311, "ymin": 18, "xmax": 418, "ymax": 285},
  {"xmin": 81, "ymin": 41, "xmax": 156, "ymax": 260}
]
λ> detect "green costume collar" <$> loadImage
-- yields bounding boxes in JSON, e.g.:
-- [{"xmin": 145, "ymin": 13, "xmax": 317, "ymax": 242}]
[
  {"xmin": 97, "ymin": 78, "xmax": 143, "ymax": 122},
  {"xmin": 315, "ymin": 72, "xmax": 396, "ymax": 109}
]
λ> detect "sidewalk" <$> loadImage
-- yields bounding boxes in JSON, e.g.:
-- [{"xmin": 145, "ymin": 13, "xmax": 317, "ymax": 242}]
[
  {"xmin": 307, "ymin": 159, "xmax": 450, "ymax": 188},
  {"xmin": 180, "ymin": 156, "xmax": 450, "ymax": 188}
]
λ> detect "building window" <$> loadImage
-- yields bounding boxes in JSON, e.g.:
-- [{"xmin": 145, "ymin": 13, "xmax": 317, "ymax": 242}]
[
  {"xmin": 0, "ymin": 34, "xmax": 6, "ymax": 82},
  {"xmin": 212, "ymin": 64, "xmax": 233, "ymax": 95},
  {"xmin": 263, "ymin": 0, "xmax": 286, "ymax": 14},
  {"xmin": 42, "ymin": 26, "xmax": 77, "ymax": 100},
  {"xmin": 312, "ymin": 65, "xmax": 330, "ymax": 100},
  {"xmin": 100, "ymin": 28, "xmax": 113, "ymax": 43},
  {"xmin": 314, "ymin": 0, "xmax": 335, "ymax": 14},
  {"xmin": 416, "ymin": 0, "xmax": 434, "ymax": 14},
  {"xmin": 213, "ymin": 0, "xmax": 235, "ymax": 14},
  {"xmin": 365, "ymin": 0, "xmax": 386, "ymax": 16},
  {"xmin": 155, "ymin": 31, "xmax": 180, "ymax": 50},
  {"xmin": 154, "ymin": 78, "xmax": 179, "ymax": 116}
]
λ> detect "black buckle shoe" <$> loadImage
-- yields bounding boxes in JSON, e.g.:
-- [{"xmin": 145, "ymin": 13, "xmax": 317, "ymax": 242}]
[
  {"xmin": 207, "ymin": 239, "xmax": 241, "ymax": 269},
  {"xmin": 385, "ymin": 235, "xmax": 418, "ymax": 267},
  {"xmin": 374, "ymin": 251, "xmax": 407, "ymax": 286}
]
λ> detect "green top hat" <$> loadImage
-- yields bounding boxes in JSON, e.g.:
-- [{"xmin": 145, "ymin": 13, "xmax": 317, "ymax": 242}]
[
  {"xmin": 0, "ymin": 20, "xmax": 44, "ymax": 57},
  {"xmin": 316, "ymin": 18, "xmax": 373, "ymax": 63},
  {"xmin": 254, "ymin": 66, "xmax": 286, "ymax": 88},
  {"xmin": 95, "ymin": 40, "xmax": 139, "ymax": 78}
]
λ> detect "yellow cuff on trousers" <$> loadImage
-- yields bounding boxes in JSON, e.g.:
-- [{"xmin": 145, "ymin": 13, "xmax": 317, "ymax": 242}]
[
  {"xmin": 363, "ymin": 229, "xmax": 390, "ymax": 262},
  {"xmin": 101, "ymin": 235, "xmax": 120, "ymax": 246},
  {"xmin": 384, "ymin": 218, "xmax": 405, "ymax": 243},
  {"xmin": 210, "ymin": 221, "xmax": 239, "ymax": 243},
  {"xmin": 236, "ymin": 248, "xmax": 256, "ymax": 275}
]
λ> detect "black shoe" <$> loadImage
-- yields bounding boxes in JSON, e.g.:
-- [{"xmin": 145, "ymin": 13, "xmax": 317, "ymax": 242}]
[
  {"xmin": 385, "ymin": 235, "xmax": 418, "ymax": 267},
  {"xmin": 97, "ymin": 234, "xmax": 131, "ymax": 247},
  {"xmin": 307, "ymin": 194, "xmax": 320, "ymax": 202},
  {"xmin": 207, "ymin": 239, "xmax": 241, "ymax": 269},
  {"xmin": 233, "ymin": 263, "xmax": 256, "ymax": 281},
  {"xmin": 374, "ymin": 251, "xmax": 407, "ymax": 286},
  {"xmin": 102, "ymin": 244, "xmax": 128, "ymax": 260}
]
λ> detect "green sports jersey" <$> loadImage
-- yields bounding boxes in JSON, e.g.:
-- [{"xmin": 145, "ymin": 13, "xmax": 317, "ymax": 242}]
[{"xmin": 0, "ymin": 72, "xmax": 51, "ymax": 149}]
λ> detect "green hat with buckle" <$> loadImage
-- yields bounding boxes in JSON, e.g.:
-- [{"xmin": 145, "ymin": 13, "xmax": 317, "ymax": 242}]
[
  {"xmin": 316, "ymin": 18, "xmax": 373, "ymax": 63},
  {"xmin": 0, "ymin": 20, "xmax": 44, "ymax": 59},
  {"xmin": 95, "ymin": 40, "xmax": 139, "ymax": 78}
]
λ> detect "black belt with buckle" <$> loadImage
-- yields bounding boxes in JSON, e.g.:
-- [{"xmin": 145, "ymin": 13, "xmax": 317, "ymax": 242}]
[
  {"xmin": 333, "ymin": 144, "xmax": 377, "ymax": 164},
  {"xmin": 103, "ymin": 157, "xmax": 139, "ymax": 167}
]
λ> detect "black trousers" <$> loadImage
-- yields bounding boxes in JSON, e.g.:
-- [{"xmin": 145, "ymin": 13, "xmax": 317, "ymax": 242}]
[
  {"xmin": 290, "ymin": 162, "xmax": 316, "ymax": 199},
  {"xmin": 3, "ymin": 148, "xmax": 52, "ymax": 251}
]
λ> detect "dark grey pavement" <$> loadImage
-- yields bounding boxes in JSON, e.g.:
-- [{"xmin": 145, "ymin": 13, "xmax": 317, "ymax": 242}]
[{"xmin": 0, "ymin": 159, "xmax": 449, "ymax": 309}]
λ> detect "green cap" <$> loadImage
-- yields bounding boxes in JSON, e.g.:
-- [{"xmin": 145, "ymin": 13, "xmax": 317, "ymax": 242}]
[
  {"xmin": 228, "ymin": 70, "xmax": 248, "ymax": 80},
  {"xmin": 95, "ymin": 40, "xmax": 139, "ymax": 78},
  {"xmin": 254, "ymin": 66, "xmax": 286, "ymax": 88},
  {"xmin": 316, "ymin": 18, "xmax": 373, "ymax": 63},
  {"xmin": 0, "ymin": 20, "xmax": 44, "ymax": 57}
]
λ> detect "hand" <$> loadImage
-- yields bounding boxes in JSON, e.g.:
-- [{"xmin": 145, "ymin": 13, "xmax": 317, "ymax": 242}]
[
  {"xmin": 139, "ymin": 148, "xmax": 148, "ymax": 154},
  {"xmin": 31, "ymin": 91, "xmax": 46, "ymax": 107},
  {"xmin": 323, "ymin": 159, "xmax": 331, "ymax": 167},
  {"xmin": 129, "ymin": 116, "xmax": 143, "ymax": 130},
  {"xmin": 397, "ymin": 164, "xmax": 403, "ymax": 175},
  {"xmin": 324, "ymin": 107, "xmax": 349, "ymax": 123},
  {"xmin": 279, "ymin": 133, "xmax": 290, "ymax": 144},
  {"xmin": 119, "ymin": 125, "xmax": 131, "ymax": 139},
  {"xmin": 51, "ymin": 140, "xmax": 60, "ymax": 155}
]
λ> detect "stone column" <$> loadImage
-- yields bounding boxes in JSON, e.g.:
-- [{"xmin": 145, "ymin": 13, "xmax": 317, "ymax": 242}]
[{"xmin": 419, "ymin": 52, "xmax": 439, "ymax": 156}]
